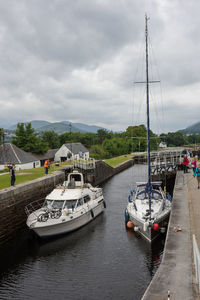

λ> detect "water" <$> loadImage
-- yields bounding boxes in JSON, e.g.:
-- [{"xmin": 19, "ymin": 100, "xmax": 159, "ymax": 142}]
[{"xmin": 0, "ymin": 165, "xmax": 165, "ymax": 300}]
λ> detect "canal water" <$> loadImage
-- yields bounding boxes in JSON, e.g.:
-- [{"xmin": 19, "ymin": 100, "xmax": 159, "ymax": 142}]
[{"xmin": 0, "ymin": 165, "xmax": 165, "ymax": 300}]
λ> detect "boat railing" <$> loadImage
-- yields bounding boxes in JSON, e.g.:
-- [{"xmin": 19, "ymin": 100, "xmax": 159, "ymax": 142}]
[
  {"xmin": 193, "ymin": 234, "xmax": 200, "ymax": 292},
  {"xmin": 25, "ymin": 199, "xmax": 44, "ymax": 216},
  {"xmin": 73, "ymin": 158, "xmax": 95, "ymax": 170}
]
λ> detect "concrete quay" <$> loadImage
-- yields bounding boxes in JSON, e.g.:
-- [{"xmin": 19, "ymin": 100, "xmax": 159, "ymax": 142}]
[{"xmin": 142, "ymin": 170, "xmax": 200, "ymax": 300}]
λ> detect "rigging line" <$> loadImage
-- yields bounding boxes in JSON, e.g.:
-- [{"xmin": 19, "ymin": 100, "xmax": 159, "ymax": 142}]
[
  {"xmin": 131, "ymin": 39, "xmax": 146, "ymax": 129},
  {"xmin": 135, "ymin": 85, "xmax": 146, "ymax": 126},
  {"xmin": 148, "ymin": 38, "xmax": 166, "ymax": 134},
  {"xmin": 147, "ymin": 54, "xmax": 160, "ymax": 134},
  {"xmin": 133, "ymin": 39, "xmax": 146, "ymax": 84},
  {"xmin": 149, "ymin": 88, "xmax": 162, "ymax": 134}
]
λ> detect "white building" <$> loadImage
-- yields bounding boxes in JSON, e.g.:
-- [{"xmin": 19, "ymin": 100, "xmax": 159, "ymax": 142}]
[
  {"xmin": 0, "ymin": 143, "xmax": 41, "ymax": 170},
  {"xmin": 55, "ymin": 143, "xmax": 89, "ymax": 162},
  {"xmin": 158, "ymin": 142, "xmax": 167, "ymax": 149}
]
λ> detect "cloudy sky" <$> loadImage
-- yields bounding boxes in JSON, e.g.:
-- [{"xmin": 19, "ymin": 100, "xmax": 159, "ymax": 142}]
[{"xmin": 0, "ymin": 0, "xmax": 199, "ymax": 133}]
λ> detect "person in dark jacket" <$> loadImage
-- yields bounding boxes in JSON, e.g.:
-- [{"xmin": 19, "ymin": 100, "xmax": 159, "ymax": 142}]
[{"xmin": 10, "ymin": 164, "xmax": 16, "ymax": 186}]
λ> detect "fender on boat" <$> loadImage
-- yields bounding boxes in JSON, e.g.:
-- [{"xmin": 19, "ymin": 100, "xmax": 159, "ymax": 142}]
[
  {"xmin": 91, "ymin": 209, "xmax": 94, "ymax": 218},
  {"xmin": 125, "ymin": 209, "xmax": 130, "ymax": 223}
]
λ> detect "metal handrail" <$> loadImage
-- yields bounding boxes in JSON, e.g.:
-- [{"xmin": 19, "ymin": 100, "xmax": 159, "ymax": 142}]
[
  {"xmin": 25, "ymin": 199, "xmax": 44, "ymax": 216},
  {"xmin": 193, "ymin": 234, "xmax": 200, "ymax": 292}
]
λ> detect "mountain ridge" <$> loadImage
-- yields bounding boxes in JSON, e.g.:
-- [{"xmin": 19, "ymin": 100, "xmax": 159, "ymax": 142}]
[
  {"xmin": 179, "ymin": 121, "xmax": 200, "ymax": 134},
  {"xmin": 7, "ymin": 120, "xmax": 108, "ymax": 134}
]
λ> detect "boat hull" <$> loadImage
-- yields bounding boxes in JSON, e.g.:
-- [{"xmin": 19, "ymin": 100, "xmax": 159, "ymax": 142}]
[
  {"xmin": 31, "ymin": 202, "xmax": 104, "ymax": 238},
  {"xmin": 128, "ymin": 210, "xmax": 170, "ymax": 243}
]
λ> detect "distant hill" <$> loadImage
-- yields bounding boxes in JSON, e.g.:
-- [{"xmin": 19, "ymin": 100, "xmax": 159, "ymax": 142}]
[
  {"xmin": 180, "ymin": 122, "xmax": 200, "ymax": 134},
  {"xmin": 7, "ymin": 120, "xmax": 107, "ymax": 134},
  {"xmin": 38, "ymin": 122, "xmax": 84, "ymax": 134},
  {"xmin": 9, "ymin": 120, "xmax": 51, "ymax": 131},
  {"xmin": 61, "ymin": 121, "xmax": 106, "ymax": 133}
]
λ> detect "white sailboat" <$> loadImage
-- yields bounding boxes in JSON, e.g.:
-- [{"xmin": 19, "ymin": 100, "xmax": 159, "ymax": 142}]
[
  {"xmin": 125, "ymin": 15, "xmax": 171, "ymax": 243},
  {"xmin": 26, "ymin": 169, "xmax": 106, "ymax": 238}
]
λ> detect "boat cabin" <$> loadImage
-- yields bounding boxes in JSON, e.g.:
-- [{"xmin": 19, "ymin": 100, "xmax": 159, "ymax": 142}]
[
  {"xmin": 44, "ymin": 193, "xmax": 91, "ymax": 213},
  {"xmin": 65, "ymin": 170, "xmax": 84, "ymax": 188}
]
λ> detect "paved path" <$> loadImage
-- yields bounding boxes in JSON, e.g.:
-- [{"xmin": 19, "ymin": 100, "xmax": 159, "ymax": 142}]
[
  {"xmin": 142, "ymin": 171, "xmax": 197, "ymax": 300},
  {"xmin": 187, "ymin": 171, "xmax": 200, "ymax": 299}
]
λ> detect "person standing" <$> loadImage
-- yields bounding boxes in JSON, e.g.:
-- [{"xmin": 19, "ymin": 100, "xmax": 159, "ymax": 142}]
[
  {"xmin": 191, "ymin": 157, "xmax": 197, "ymax": 176},
  {"xmin": 44, "ymin": 160, "xmax": 50, "ymax": 175},
  {"xmin": 10, "ymin": 164, "xmax": 16, "ymax": 186},
  {"xmin": 194, "ymin": 163, "xmax": 200, "ymax": 189},
  {"xmin": 182, "ymin": 155, "xmax": 189, "ymax": 173}
]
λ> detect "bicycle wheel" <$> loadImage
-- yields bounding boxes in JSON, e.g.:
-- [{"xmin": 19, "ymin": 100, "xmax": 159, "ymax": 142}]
[
  {"xmin": 54, "ymin": 210, "xmax": 62, "ymax": 219},
  {"xmin": 38, "ymin": 213, "xmax": 48, "ymax": 222}
]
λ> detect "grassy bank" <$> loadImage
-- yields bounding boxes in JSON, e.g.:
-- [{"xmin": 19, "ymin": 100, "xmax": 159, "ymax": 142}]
[
  {"xmin": 104, "ymin": 154, "xmax": 134, "ymax": 167},
  {"xmin": 0, "ymin": 162, "xmax": 72, "ymax": 190},
  {"xmin": 0, "ymin": 155, "xmax": 134, "ymax": 190}
]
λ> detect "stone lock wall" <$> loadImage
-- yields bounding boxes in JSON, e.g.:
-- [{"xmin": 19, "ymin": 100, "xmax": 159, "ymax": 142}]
[{"xmin": 93, "ymin": 159, "xmax": 134, "ymax": 186}]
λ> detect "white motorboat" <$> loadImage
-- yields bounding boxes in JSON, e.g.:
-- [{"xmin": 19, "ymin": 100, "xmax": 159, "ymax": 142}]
[
  {"xmin": 26, "ymin": 170, "xmax": 105, "ymax": 238},
  {"xmin": 125, "ymin": 15, "xmax": 171, "ymax": 242}
]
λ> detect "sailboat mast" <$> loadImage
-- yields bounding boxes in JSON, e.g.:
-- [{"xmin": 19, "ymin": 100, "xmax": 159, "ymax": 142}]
[{"xmin": 145, "ymin": 14, "xmax": 152, "ymax": 217}]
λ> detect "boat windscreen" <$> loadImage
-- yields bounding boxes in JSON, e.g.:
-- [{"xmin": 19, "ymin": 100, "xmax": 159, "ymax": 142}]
[
  {"xmin": 137, "ymin": 190, "xmax": 147, "ymax": 200},
  {"xmin": 52, "ymin": 200, "xmax": 65, "ymax": 209},
  {"xmin": 136, "ymin": 189, "xmax": 163, "ymax": 200},
  {"xmin": 64, "ymin": 200, "xmax": 77, "ymax": 209},
  {"xmin": 43, "ymin": 200, "xmax": 53, "ymax": 207},
  {"xmin": 152, "ymin": 190, "xmax": 163, "ymax": 200}
]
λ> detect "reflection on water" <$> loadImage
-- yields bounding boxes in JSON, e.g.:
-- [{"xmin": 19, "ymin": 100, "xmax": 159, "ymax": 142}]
[{"xmin": 0, "ymin": 165, "xmax": 165, "ymax": 300}]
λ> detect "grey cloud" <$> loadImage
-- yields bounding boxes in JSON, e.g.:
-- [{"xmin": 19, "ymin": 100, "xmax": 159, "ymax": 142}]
[{"xmin": 0, "ymin": 0, "xmax": 199, "ymax": 132}]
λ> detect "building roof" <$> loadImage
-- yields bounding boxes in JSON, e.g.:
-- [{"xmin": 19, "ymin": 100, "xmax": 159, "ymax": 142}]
[
  {"xmin": 0, "ymin": 143, "xmax": 38, "ymax": 165},
  {"xmin": 64, "ymin": 143, "xmax": 89, "ymax": 154},
  {"xmin": 31, "ymin": 149, "xmax": 58, "ymax": 160}
]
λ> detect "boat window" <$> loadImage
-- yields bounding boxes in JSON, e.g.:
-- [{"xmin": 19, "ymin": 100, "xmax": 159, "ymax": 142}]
[
  {"xmin": 83, "ymin": 195, "xmax": 90, "ymax": 203},
  {"xmin": 44, "ymin": 200, "xmax": 53, "ymax": 208},
  {"xmin": 52, "ymin": 200, "xmax": 64, "ymax": 210},
  {"xmin": 77, "ymin": 198, "xmax": 84, "ymax": 207},
  {"xmin": 137, "ymin": 191, "xmax": 146, "ymax": 200},
  {"xmin": 64, "ymin": 200, "xmax": 77, "ymax": 209},
  {"xmin": 70, "ymin": 174, "xmax": 82, "ymax": 182},
  {"xmin": 152, "ymin": 191, "xmax": 162, "ymax": 200}
]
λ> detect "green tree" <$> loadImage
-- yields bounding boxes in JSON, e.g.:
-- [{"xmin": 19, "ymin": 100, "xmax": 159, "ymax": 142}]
[
  {"xmin": 13, "ymin": 123, "xmax": 26, "ymax": 149},
  {"xmin": 97, "ymin": 129, "xmax": 112, "ymax": 144},
  {"xmin": 102, "ymin": 137, "xmax": 129, "ymax": 158},
  {"xmin": 125, "ymin": 125, "xmax": 147, "ymax": 138},
  {"xmin": 162, "ymin": 132, "xmax": 187, "ymax": 147},
  {"xmin": 90, "ymin": 144, "xmax": 108, "ymax": 159},
  {"xmin": 41, "ymin": 131, "xmax": 60, "ymax": 149},
  {"xmin": 0, "ymin": 128, "xmax": 3, "ymax": 145},
  {"xmin": 12, "ymin": 122, "xmax": 48, "ymax": 153}
]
